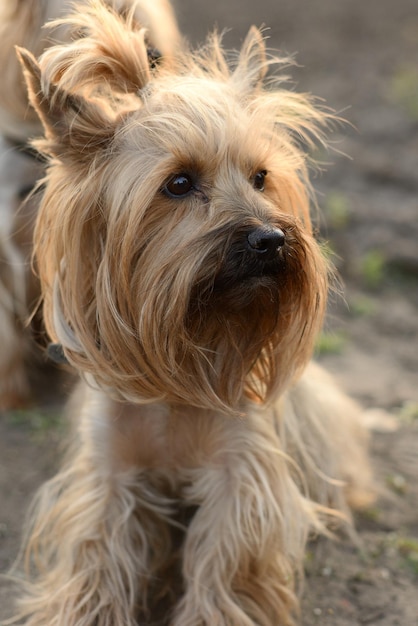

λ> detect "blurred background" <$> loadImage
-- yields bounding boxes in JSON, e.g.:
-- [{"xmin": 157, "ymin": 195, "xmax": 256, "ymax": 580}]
[{"xmin": 1, "ymin": 1, "xmax": 417, "ymax": 623}]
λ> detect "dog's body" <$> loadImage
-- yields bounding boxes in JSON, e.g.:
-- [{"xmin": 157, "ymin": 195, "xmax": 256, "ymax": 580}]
[
  {"xmin": 5, "ymin": 1, "xmax": 373, "ymax": 624},
  {"xmin": 16, "ymin": 362, "xmax": 372, "ymax": 625},
  {"xmin": 0, "ymin": 135, "xmax": 43, "ymax": 407}
]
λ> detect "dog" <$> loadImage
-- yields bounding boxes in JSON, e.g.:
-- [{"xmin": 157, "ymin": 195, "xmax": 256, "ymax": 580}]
[
  {"xmin": 0, "ymin": 0, "xmax": 180, "ymax": 410},
  {"xmin": 9, "ymin": 1, "xmax": 374, "ymax": 624}
]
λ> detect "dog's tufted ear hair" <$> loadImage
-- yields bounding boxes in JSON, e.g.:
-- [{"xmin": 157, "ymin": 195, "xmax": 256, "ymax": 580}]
[
  {"xmin": 16, "ymin": 0, "xmax": 161, "ymax": 159},
  {"xmin": 232, "ymin": 26, "xmax": 268, "ymax": 92},
  {"xmin": 38, "ymin": 0, "xmax": 153, "ymax": 97},
  {"xmin": 17, "ymin": 46, "xmax": 117, "ymax": 159}
]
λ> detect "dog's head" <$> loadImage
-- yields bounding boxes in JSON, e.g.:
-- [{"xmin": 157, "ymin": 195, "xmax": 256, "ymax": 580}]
[{"xmin": 19, "ymin": 0, "xmax": 329, "ymax": 413}]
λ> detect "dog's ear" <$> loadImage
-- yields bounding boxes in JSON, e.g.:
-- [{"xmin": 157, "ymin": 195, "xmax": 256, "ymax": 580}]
[
  {"xmin": 38, "ymin": 0, "xmax": 153, "ymax": 96},
  {"xmin": 16, "ymin": 1, "xmax": 157, "ymax": 158},
  {"xmin": 232, "ymin": 27, "xmax": 268, "ymax": 92},
  {"xmin": 17, "ymin": 47, "xmax": 117, "ymax": 159}
]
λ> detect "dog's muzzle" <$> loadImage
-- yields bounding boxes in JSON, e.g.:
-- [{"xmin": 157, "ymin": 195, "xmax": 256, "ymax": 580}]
[{"xmin": 213, "ymin": 225, "xmax": 287, "ymax": 291}]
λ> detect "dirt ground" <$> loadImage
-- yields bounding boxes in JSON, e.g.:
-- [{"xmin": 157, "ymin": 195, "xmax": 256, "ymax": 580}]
[{"xmin": 1, "ymin": 0, "xmax": 418, "ymax": 624}]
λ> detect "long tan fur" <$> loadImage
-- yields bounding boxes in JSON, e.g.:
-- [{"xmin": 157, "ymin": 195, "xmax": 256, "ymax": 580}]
[
  {"xmin": 9, "ymin": 1, "xmax": 373, "ymax": 624},
  {"xmin": 0, "ymin": 0, "xmax": 180, "ymax": 409}
]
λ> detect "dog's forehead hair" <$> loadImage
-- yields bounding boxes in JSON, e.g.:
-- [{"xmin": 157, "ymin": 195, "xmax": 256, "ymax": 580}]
[{"xmin": 118, "ymin": 78, "xmax": 274, "ymax": 178}]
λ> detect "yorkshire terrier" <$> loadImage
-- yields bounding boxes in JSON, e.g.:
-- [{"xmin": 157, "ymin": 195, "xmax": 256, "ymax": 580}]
[
  {"xmin": 10, "ymin": 0, "xmax": 373, "ymax": 624},
  {"xmin": 0, "ymin": 0, "xmax": 180, "ymax": 409}
]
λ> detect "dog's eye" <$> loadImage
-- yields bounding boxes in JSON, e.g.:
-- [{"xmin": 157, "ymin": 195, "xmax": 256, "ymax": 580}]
[
  {"xmin": 164, "ymin": 174, "xmax": 194, "ymax": 197},
  {"xmin": 253, "ymin": 170, "xmax": 267, "ymax": 192}
]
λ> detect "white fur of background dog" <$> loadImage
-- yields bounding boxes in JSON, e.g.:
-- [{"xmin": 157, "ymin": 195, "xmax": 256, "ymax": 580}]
[{"xmin": 3, "ymin": 0, "xmax": 375, "ymax": 624}]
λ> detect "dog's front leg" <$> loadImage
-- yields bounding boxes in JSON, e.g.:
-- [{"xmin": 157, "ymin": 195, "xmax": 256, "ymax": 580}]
[
  {"xmin": 16, "ymin": 390, "xmax": 174, "ymax": 626},
  {"xmin": 173, "ymin": 412, "xmax": 310, "ymax": 626}
]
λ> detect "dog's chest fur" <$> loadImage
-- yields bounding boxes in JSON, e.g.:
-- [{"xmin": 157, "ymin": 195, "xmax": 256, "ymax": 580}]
[{"xmin": 79, "ymin": 384, "xmax": 254, "ymax": 478}]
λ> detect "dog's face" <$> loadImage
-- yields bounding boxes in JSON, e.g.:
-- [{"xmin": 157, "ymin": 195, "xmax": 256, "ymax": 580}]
[{"xmin": 20, "ymin": 3, "xmax": 328, "ymax": 412}]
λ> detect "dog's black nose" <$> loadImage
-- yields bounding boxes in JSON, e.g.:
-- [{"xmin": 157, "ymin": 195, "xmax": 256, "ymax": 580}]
[{"xmin": 247, "ymin": 226, "xmax": 285, "ymax": 259}]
